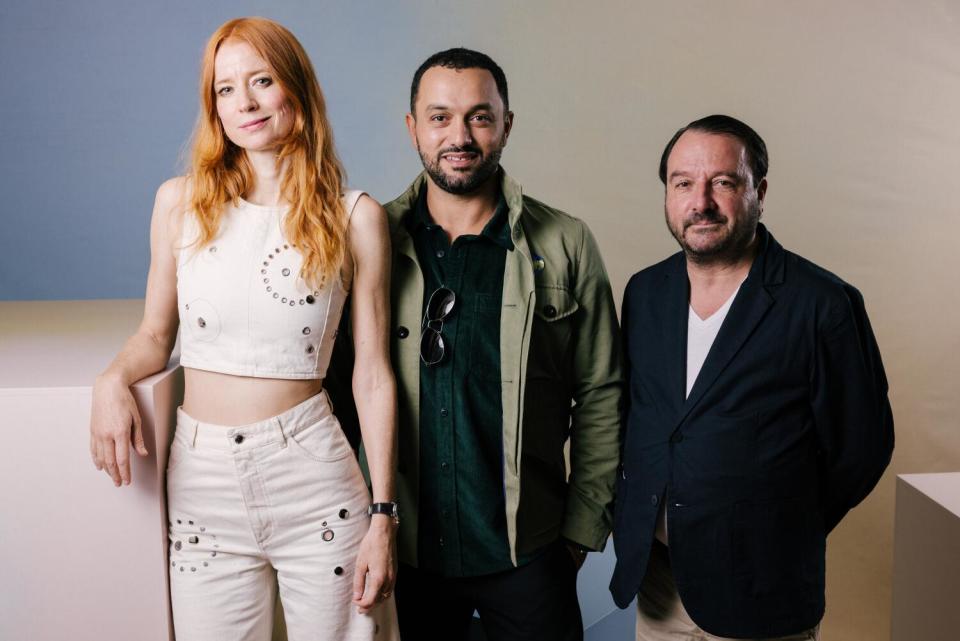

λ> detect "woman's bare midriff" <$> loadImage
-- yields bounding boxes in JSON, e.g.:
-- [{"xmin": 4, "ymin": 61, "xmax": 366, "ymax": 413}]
[{"xmin": 181, "ymin": 368, "xmax": 325, "ymax": 426}]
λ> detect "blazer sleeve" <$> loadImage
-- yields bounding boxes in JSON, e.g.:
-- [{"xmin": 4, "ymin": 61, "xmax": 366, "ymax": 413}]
[{"xmin": 811, "ymin": 284, "xmax": 894, "ymax": 532}]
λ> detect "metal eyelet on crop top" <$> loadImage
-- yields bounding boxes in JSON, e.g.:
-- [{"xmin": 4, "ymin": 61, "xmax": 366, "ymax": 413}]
[{"xmin": 176, "ymin": 190, "xmax": 364, "ymax": 380}]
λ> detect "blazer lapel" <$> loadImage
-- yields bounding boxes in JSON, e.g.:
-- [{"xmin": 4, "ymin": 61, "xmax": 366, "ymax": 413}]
[
  {"xmin": 677, "ymin": 226, "xmax": 777, "ymax": 425},
  {"xmin": 660, "ymin": 253, "xmax": 689, "ymax": 413}
]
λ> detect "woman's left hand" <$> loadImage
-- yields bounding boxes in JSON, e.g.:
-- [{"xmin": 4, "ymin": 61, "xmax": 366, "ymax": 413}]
[{"xmin": 352, "ymin": 515, "xmax": 397, "ymax": 614}]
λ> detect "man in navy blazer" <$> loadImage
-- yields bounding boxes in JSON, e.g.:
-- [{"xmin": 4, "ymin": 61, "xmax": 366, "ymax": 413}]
[{"xmin": 610, "ymin": 115, "xmax": 894, "ymax": 639}]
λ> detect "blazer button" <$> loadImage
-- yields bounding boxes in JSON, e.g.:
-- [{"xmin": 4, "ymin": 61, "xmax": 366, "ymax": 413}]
[
  {"xmin": 651, "ymin": 494, "xmax": 659, "ymax": 506},
  {"xmin": 397, "ymin": 326, "xmax": 409, "ymax": 339},
  {"xmin": 670, "ymin": 432, "xmax": 684, "ymax": 444},
  {"xmin": 543, "ymin": 305, "xmax": 557, "ymax": 318}
]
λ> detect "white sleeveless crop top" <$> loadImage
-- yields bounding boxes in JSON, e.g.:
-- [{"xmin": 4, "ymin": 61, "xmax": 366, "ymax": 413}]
[{"xmin": 176, "ymin": 190, "xmax": 364, "ymax": 380}]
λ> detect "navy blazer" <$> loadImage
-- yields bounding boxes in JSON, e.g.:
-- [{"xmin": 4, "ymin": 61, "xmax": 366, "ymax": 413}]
[{"xmin": 609, "ymin": 224, "xmax": 893, "ymax": 638}]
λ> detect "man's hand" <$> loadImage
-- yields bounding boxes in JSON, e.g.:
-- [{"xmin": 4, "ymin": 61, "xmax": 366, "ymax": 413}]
[
  {"xmin": 352, "ymin": 515, "xmax": 397, "ymax": 614},
  {"xmin": 565, "ymin": 541, "xmax": 588, "ymax": 571}
]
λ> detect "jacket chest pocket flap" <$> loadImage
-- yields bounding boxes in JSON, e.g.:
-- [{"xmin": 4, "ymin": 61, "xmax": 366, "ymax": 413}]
[
  {"xmin": 533, "ymin": 285, "xmax": 579, "ymax": 322},
  {"xmin": 527, "ymin": 285, "xmax": 580, "ymax": 382}
]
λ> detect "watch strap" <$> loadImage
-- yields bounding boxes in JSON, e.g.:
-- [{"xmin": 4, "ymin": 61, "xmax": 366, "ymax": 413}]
[{"xmin": 368, "ymin": 502, "xmax": 399, "ymax": 521}]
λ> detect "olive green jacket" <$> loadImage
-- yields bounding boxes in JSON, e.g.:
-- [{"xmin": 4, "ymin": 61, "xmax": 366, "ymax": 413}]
[{"xmin": 385, "ymin": 170, "xmax": 623, "ymax": 567}]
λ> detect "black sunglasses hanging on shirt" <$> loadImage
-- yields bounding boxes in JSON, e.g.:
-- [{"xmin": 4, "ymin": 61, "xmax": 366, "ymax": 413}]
[{"xmin": 420, "ymin": 287, "xmax": 456, "ymax": 366}]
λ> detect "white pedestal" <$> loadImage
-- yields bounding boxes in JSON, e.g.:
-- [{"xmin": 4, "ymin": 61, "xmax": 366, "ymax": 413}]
[
  {"xmin": 891, "ymin": 473, "xmax": 960, "ymax": 641},
  {"xmin": 0, "ymin": 300, "xmax": 182, "ymax": 641}
]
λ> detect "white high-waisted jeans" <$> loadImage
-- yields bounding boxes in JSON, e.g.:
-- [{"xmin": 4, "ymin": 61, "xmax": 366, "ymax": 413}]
[{"xmin": 166, "ymin": 391, "xmax": 398, "ymax": 641}]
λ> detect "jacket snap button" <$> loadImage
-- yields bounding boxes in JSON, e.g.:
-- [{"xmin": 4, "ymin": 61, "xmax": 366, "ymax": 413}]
[
  {"xmin": 543, "ymin": 305, "xmax": 557, "ymax": 318},
  {"xmin": 397, "ymin": 326, "xmax": 409, "ymax": 339}
]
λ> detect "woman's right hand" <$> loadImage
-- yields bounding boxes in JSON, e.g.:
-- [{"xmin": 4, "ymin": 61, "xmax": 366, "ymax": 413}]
[{"xmin": 90, "ymin": 375, "xmax": 149, "ymax": 486}]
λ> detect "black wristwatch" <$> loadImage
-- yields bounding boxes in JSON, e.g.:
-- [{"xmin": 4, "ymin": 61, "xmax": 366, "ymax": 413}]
[{"xmin": 367, "ymin": 502, "xmax": 400, "ymax": 524}]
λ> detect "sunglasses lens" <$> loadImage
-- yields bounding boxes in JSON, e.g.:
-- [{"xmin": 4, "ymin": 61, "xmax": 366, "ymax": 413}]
[
  {"xmin": 427, "ymin": 288, "xmax": 456, "ymax": 320},
  {"xmin": 420, "ymin": 328, "xmax": 445, "ymax": 365}
]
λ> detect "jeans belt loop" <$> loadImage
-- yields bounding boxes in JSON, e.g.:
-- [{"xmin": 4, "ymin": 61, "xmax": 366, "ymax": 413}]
[
  {"xmin": 189, "ymin": 419, "xmax": 200, "ymax": 449},
  {"xmin": 274, "ymin": 416, "xmax": 288, "ymax": 448}
]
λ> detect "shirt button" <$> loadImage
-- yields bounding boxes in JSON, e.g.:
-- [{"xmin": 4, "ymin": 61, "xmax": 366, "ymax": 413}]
[
  {"xmin": 439, "ymin": 536, "xmax": 444, "ymax": 547},
  {"xmin": 440, "ymin": 462, "xmax": 449, "ymax": 471},
  {"xmin": 440, "ymin": 408, "xmax": 449, "ymax": 417},
  {"xmin": 651, "ymin": 494, "xmax": 659, "ymax": 506},
  {"xmin": 543, "ymin": 305, "xmax": 557, "ymax": 318},
  {"xmin": 397, "ymin": 326, "xmax": 409, "ymax": 339},
  {"xmin": 436, "ymin": 250, "xmax": 445, "ymax": 258},
  {"xmin": 234, "ymin": 434, "xmax": 244, "ymax": 444}
]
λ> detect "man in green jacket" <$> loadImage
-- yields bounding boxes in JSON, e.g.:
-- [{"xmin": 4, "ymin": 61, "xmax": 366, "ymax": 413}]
[{"xmin": 387, "ymin": 48, "xmax": 622, "ymax": 641}]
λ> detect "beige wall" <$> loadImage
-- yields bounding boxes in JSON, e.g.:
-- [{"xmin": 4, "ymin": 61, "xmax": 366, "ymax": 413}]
[{"xmin": 445, "ymin": 2, "xmax": 959, "ymax": 639}]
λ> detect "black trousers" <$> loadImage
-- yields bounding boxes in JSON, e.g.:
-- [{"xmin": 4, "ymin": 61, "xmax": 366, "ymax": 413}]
[{"xmin": 395, "ymin": 541, "xmax": 584, "ymax": 641}]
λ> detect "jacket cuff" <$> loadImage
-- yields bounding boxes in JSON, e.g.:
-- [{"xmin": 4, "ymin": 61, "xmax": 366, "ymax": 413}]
[{"xmin": 560, "ymin": 492, "xmax": 611, "ymax": 552}]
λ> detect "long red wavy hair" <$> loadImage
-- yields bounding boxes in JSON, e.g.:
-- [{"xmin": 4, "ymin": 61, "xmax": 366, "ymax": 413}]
[{"xmin": 188, "ymin": 17, "xmax": 346, "ymax": 288}]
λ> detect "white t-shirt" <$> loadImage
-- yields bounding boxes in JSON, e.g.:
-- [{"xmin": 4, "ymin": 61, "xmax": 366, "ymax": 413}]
[
  {"xmin": 656, "ymin": 282, "xmax": 743, "ymax": 545},
  {"xmin": 685, "ymin": 284, "xmax": 742, "ymax": 398}
]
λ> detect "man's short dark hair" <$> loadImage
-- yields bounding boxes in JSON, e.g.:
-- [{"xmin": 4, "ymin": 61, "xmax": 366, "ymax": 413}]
[
  {"xmin": 658, "ymin": 114, "xmax": 769, "ymax": 185},
  {"xmin": 410, "ymin": 47, "xmax": 509, "ymax": 115}
]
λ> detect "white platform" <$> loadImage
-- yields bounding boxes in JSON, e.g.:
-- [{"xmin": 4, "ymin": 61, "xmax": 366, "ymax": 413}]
[
  {"xmin": 891, "ymin": 473, "xmax": 960, "ymax": 641},
  {"xmin": 0, "ymin": 299, "xmax": 630, "ymax": 640},
  {"xmin": 0, "ymin": 300, "xmax": 182, "ymax": 641}
]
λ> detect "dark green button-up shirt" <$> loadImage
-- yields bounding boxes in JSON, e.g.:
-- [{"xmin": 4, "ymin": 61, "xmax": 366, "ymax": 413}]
[{"xmin": 407, "ymin": 187, "xmax": 522, "ymax": 577}]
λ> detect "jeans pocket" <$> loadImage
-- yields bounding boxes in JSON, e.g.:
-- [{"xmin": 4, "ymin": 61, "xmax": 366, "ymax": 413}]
[
  {"xmin": 166, "ymin": 439, "xmax": 189, "ymax": 474},
  {"xmin": 286, "ymin": 419, "xmax": 353, "ymax": 462}
]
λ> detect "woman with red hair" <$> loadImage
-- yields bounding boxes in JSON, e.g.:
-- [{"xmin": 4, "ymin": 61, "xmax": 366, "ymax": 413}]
[{"xmin": 89, "ymin": 17, "xmax": 398, "ymax": 640}]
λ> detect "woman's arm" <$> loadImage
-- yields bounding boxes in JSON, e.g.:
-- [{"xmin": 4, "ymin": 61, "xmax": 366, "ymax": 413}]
[
  {"xmin": 89, "ymin": 177, "xmax": 184, "ymax": 486},
  {"xmin": 345, "ymin": 194, "xmax": 399, "ymax": 614}
]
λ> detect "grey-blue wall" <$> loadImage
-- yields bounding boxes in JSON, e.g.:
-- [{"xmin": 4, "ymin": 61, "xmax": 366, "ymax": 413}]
[{"xmin": 0, "ymin": 0, "xmax": 446, "ymax": 300}]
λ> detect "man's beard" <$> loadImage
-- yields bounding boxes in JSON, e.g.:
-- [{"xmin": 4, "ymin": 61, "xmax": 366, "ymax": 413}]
[
  {"xmin": 418, "ymin": 142, "xmax": 502, "ymax": 195},
  {"xmin": 666, "ymin": 203, "xmax": 760, "ymax": 264}
]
